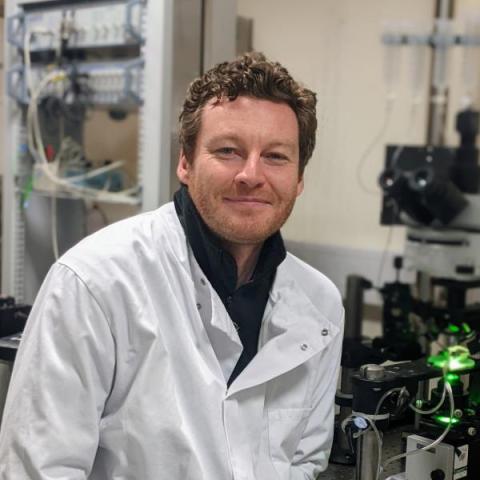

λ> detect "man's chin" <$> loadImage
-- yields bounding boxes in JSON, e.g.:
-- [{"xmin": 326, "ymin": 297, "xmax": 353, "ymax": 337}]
[
  {"xmin": 200, "ymin": 206, "xmax": 285, "ymax": 243},
  {"xmin": 214, "ymin": 223, "xmax": 277, "ymax": 245},
  {"xmin": 222, "ymin": 235, "xmax": 268, "ymax": 246}
]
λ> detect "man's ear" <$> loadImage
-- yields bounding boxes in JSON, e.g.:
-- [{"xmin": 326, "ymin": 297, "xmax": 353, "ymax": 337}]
[
  {"xmin": 176, "ymin": 150, "xmax": 191, "ymax": 185},
  {"xmin": 296, "ymin": 176, "xmax": 304, "ymax": 197}
]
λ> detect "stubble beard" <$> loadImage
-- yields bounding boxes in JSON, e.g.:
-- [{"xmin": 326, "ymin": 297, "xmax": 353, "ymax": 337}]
[{"xmin": 190, "ymin": 184, "xmax": 297, "ymax": 245}]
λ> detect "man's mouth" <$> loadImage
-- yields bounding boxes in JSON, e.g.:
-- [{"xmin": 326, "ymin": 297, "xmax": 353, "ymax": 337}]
[{"xmin": 223, "ymin": 196, "xmax": 271, "ymax": 206}]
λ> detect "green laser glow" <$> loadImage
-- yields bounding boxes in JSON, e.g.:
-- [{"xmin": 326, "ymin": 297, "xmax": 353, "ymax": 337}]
[
  {"xmin": 433, "ymin": 415, "xmax": 460, "ymax": 425},
  {"xmin": 427, "ymin": 346, "xmax": 475, "ymax": 372},
  {"xmin": 462, "ymin": 323, "xmax": 472, "ymax": 334},
  {"xmin": 447, "ymin": 324, "xmax": 460, "ymax": 333},
  {"xmin": 445, "ymin": 373, "xmax": 461, "ymax": 384},
  {"xmin": 451, "ymin": 357, "xmax": 474, "ymax": 371}
]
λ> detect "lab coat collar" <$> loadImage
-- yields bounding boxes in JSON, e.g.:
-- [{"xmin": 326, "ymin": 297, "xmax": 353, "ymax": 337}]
[{"xmin": 226, "ymin": 270, "xmax": 340, "ymax": 397}]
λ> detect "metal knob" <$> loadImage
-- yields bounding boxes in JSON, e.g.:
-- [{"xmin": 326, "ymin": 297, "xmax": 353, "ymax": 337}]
[
  {"xmin": 431, "ymin": 469, "xmax": 445, "ymax": 480},
  {"xmin": 360, "ymin": 364, "xmax": 385, "ymax": 381}
]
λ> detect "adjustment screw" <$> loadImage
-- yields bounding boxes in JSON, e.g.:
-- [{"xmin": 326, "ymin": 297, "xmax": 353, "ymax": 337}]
[
  {"xmin": 468, "ymin": 427, "xmax": 477, "ymax": 436},
  {"xmin": 454, "ymin": 409, "xmax": 463, "ymax": 419}
]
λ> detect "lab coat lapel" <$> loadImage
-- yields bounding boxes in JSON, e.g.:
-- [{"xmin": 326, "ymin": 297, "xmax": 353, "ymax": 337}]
[
  {"xmin": 186, "ymin": 242, "xmax": 243, "ymax": 387},
  {"xmin": 207, "ymin": 287, "xmax": 243, "ymax": 381},
  {"xmin": 227, "ymin": 278, "xmax": 340, "ymax": 396},
  {"xmin": 188, "ymin": 248, "xmax": 243, "ymax": 384}
]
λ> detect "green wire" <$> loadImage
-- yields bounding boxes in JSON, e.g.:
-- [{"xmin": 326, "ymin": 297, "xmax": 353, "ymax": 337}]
[{"xmin": 21, "ymin": 175, "xmax": 34, "ymax": 209}]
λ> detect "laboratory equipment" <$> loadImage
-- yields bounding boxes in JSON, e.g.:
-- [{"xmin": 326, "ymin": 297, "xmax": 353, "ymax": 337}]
[{"xmin": 334, "ymin": 1, "xmax": 480, "ymax": 478}]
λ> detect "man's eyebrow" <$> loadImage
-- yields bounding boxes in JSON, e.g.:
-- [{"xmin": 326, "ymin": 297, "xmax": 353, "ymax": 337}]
[
  {"xmin": 205, "ymin": 134, "xmax": 243, "ymax": 144},
  {"xmin": 206, "ymin": 135, "xmax": 297, "ymax": 151},
  {"xmin": 266, "ymin": 140, "xmax": 298, "ymax": 152}
]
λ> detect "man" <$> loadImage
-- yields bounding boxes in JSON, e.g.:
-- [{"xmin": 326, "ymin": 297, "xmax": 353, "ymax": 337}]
[{"xmin": 0, "ymin": 52, "xmax": 344, "ymax": 479}]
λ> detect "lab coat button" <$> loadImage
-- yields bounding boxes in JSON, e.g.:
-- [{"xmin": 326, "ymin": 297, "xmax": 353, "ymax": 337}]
[
  {"xmin": 196, "ymin": 303, "xmax": 202, "ymax": 310},
  {"xmin": 300, "ymin": 343, "xmax": 308, "ymax": 351},
  {"xmin": 200, "ymin": 278, "xmax": 206, "ymax": 286},
  {"xmin": 321, "ymin": 329, "xmax": 329, "ymax": 336}
]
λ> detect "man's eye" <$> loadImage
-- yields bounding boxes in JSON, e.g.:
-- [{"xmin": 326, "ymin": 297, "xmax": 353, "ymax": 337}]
[
  {"xmin": 265, "ymin": 152, "xmax": 288, "ymax": 162},
  {"xmin": 216, "ymin": 147, "xmax": 237, "ymax": 157}
]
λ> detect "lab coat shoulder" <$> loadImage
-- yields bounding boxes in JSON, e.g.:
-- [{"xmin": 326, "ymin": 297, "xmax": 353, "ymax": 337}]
[
  {"xmin": 57, "ymin": 203, "xmax": 190, "ymax": 320},
  {"xmin": 60, "ymin": 203, "xmax": 186, "ymax": 277},
  {"xmin": 280, "ymin": 251, "xmax": 344, "ymax": 329}
]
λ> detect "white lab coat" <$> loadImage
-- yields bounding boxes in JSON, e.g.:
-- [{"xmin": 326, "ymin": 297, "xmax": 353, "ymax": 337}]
[{"xmin": 0, "ymin": 202, "xmax": 344, "ymax": 480}]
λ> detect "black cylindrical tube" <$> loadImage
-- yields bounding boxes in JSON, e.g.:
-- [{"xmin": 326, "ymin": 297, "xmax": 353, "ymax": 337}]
[{"xmin": 344, "ymin": 275, "xmax": 370, "ymax": 341}]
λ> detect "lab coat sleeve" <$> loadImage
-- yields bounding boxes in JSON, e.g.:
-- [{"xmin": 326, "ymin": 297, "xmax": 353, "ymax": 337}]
[
  {"xmin": 0, "ymin": 263, "xmax": 116, "ymax": 479},
  {"xmin": 290, "ymin": 309, "xmax": 345, "ymax": 480}
]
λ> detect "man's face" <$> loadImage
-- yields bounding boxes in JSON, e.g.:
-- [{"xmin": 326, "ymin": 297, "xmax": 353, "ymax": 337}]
[{"xmin": 177, "ymin": 96, "xmax": 304, "ymax": 246}]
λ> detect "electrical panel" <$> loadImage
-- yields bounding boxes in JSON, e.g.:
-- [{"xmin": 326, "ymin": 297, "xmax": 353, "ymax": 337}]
[
  {"xmin": 8, "ymin": 0, "xmax": 144, "ymax": 51},
  {"xmin": 7, "ymin": 1, "xmax": 145, "ymax": 108},
  {"xmin": 2, "ymin": 0, "xmax": 212, "ymax": 302},
  {"xmin": 8, "ymin": 59, "xmax": 144, "ymax": 106}
]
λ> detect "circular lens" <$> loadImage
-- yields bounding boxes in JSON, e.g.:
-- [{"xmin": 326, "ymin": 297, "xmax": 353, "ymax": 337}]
[
  {"xmin": 409, "ymin": 167, "xmax": 434, "ymax": 192},
  {"xmin": 414, "ymin": 170, "xmax": 429, "ymax": 188},
  {"xmin": 379, "ymin": 169, "xmax": 400, "ymax": 191},
  {"xmin": 384, "ymin": 175, "xmax": 394, "ymax": 187}
]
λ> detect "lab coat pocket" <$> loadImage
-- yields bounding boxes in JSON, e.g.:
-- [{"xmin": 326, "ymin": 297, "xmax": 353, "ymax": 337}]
[{"xmin": 268, "ymin": 407, "xmax": 312, "ymax": 467}]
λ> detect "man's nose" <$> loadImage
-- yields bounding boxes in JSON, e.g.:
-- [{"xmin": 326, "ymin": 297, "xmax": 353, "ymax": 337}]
[{"xmin": 234, "ymin": 154, "xmax": 265, "ymax": 188}]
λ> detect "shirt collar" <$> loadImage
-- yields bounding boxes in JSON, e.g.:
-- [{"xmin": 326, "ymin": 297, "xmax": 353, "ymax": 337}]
[{"xmin": 173, "ymin": 185, "xmax": 286, "ymax": 295}]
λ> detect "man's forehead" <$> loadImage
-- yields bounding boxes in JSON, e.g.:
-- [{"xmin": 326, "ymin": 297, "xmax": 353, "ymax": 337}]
[
  {"xmin": 201, "ymin": 96, "xmax": 298, "ymax": 130},
  {"xmin": 196, "ymin": 96, "xmax": 299, "ymax": 153}
]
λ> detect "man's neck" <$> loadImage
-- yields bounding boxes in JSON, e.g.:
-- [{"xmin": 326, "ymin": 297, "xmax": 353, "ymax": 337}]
[{"xmin": 222, "ymin": 241, "xmax": 263, "ymax": 288}]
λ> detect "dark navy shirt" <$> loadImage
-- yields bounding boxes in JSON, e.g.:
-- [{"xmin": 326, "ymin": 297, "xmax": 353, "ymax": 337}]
[{"xmin": 173, "ymin": 185, "xmax": 286, "ymax": 385}]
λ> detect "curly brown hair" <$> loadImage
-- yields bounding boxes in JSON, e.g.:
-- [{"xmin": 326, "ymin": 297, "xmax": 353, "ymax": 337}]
[{"xmin": 179, "ymin": 52, "xmax": 317, "ymax": 176}]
